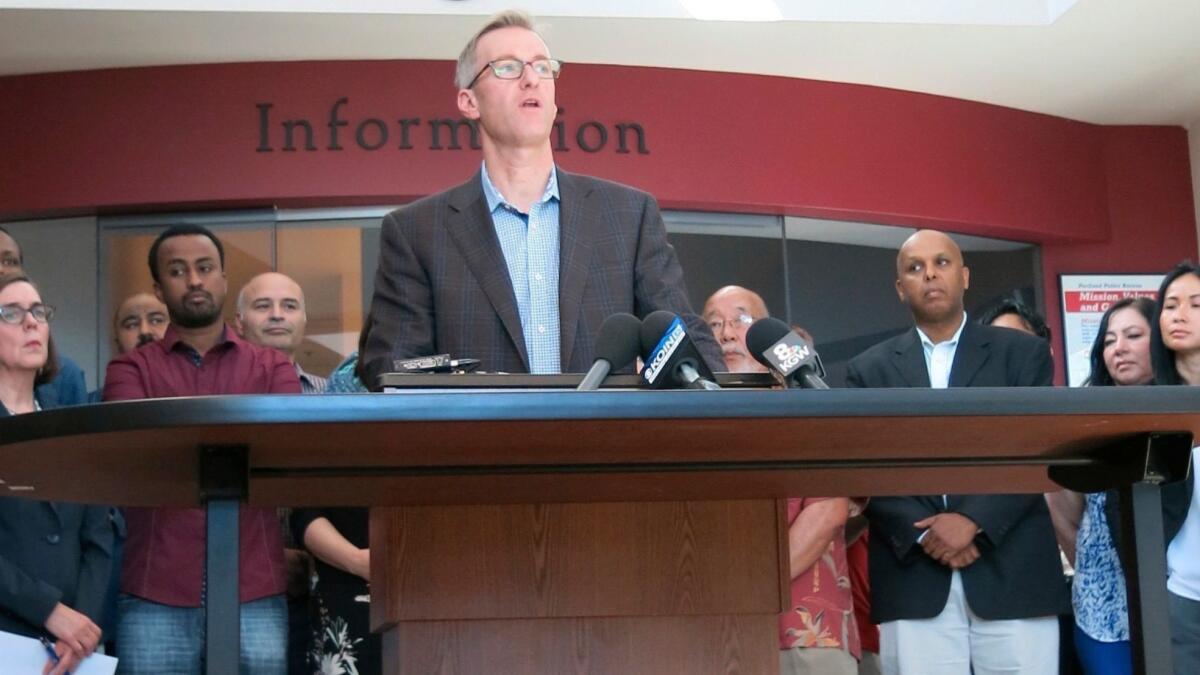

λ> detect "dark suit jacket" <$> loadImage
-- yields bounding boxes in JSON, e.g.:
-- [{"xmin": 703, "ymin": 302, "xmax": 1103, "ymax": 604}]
[
  {"xmin": 0, "ymin": 395, "xmax": 114, "ymax": 639},
  {"xmin": 363, "ymin": 168, "xmax": 720, "ymax": 387},
  {"xmin": 845, "ymin": 321, "xmax": 1070, "ymax": 622}
]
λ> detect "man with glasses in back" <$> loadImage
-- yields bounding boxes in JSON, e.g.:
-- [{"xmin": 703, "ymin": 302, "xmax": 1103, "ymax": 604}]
[
  {"xmin": 702, "ymin": 285, "xmax": 770, "ymax": 373},
  {"xmin": 363, "ymin": 10, "xmax": 719, "ymax": 386}
]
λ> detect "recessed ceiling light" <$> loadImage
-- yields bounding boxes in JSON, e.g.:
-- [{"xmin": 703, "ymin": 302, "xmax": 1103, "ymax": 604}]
[{"xmin": 679, "ymin": 0, "xmax": 783, "ymax": 22}]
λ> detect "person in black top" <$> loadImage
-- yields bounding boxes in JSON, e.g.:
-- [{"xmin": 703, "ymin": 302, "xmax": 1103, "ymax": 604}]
[{"xmin": 0, "ymin": 275, "xmax": 113, "ymax": 675}]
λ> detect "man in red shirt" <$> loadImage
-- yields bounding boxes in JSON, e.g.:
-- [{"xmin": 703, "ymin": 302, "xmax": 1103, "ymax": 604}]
[
  {"xmin": 780, "ymin": 497, "xmax": 863, "ymax": 674},
  {"xmin": 104, "ymin": 224, "xmax": 300, "ymax": 674}
]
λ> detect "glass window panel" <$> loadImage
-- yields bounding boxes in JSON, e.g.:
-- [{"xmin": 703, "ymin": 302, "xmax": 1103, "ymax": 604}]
[
  {"xmin": 277, "ymin": 221, "xmax": 381, "ymax": 376},
  {"xmin": 93, "ymin": 207, "xmax": 1042, "ymax": 389},
  {"xmin": 662, "ymin": 211, "xmax": 786, "ymax": 328},
  {"xmin": 782, "ymin": 216, "xmax": 1041, "ymax": 387}
]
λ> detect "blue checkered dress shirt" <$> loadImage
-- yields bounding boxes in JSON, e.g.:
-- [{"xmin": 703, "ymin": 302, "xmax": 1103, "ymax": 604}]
[{"xmin": 480, "ymin": 162, "xmax": 561, "ymax": 374}]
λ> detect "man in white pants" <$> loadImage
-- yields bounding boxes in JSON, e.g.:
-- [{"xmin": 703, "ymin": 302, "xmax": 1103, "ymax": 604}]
[{"xmin": 845, "ymin": 230, "xmax": 1069, "ymax": 674}]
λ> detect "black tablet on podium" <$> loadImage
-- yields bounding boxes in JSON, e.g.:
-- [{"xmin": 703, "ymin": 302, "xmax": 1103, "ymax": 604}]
[{"xmin": 377, "ymin": 371, "xmax": 778, "ymax": 390}]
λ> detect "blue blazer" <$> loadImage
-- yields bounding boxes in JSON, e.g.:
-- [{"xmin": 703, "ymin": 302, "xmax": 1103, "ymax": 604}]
[
  {"xmin": 0, "ymin": 392, "xmax": 113, "ymax": 638},
  {"xmin": 35, "ymin": 355, "xmax": 89, "ymax": 408}
]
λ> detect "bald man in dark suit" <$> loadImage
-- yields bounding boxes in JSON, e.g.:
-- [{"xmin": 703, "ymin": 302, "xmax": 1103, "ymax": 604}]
[{"xmin": 845, "ymin": 230, "xmax": 1068, "ymax": 675}]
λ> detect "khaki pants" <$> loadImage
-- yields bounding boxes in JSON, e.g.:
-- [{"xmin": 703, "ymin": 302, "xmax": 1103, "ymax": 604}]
[
  {"xmin": 858, "ymin": 650, "xmax": 881, "ymax": 675},
  {"xmin": 780, "ymin": 646, "xmax": 857, "ymax": 675}
]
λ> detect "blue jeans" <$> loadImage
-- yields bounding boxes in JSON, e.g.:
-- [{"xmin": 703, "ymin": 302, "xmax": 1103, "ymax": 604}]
[
  {"xmin": 1170, "ymin": 591, "xmax": 1200, "ymax": 675},
  {"xmin": 115, "ymin": 594, "xmax": 287, "ymax": 675},
  {"xmin": 100, "ymin": 515, "xmax": 124, "ymax": 642}
]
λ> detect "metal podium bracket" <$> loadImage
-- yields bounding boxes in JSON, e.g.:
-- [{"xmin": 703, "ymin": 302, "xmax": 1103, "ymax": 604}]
[
  {"xmin": 1051, "ymin": 431, "xmax": 1192, "ymax": 675},
  {"xmin": 1048, "ymin": 431, "xmax": 1193, "ymax": 493},
  {"xmin": 199, "ymin": 444, "xmax": 249, "ymax": 502},
  {"xmin": 199, "ymin": 444, "xmax": 247, "ymax": 674},
  {"xmin": 1120, "ymin": 480, "xmax": 1175, "ymax": 675}
]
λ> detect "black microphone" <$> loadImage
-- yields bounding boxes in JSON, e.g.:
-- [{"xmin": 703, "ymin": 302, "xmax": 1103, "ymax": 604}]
[
  {"xmin": 577, "ymin": 313, "xmax": 643, "ymax": 391},
  {"xmin": 745, "ymin": 317, "xmax": 829, "ymax": 389},
  {"xmin": 639, "ymin": 310, "xmax": 721, "ymax": 390}
]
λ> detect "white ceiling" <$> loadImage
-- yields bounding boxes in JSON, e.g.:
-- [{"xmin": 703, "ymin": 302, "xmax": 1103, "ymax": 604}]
[
  {"xmin": 662, "ymin": 211, "xmax": 1031, "ymax": 251},
  {"xmin": 1, "ymin": 0, "xmax": 1199, "ymax": 125},
  {"xmin": 4, "ymin": 0, "xmax": 1082, "ymax": 25}
]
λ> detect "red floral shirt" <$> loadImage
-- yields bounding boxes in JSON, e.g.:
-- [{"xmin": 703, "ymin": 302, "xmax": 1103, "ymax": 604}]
[{"xmin": 779, "ymin": 497, "xmax": 862, "ymax": 659}]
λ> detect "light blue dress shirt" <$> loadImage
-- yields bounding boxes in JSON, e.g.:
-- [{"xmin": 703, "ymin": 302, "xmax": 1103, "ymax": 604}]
[
  {"xmin": 480, "ymin": 162, "xmax": 562, "ymax": 374},
  {"xmin": 916, "ymin": 313, "xmax": 967, "ymax": 513},
  {"xmin": 915, "ymin": 312, "xmax": 966, "ymax": 390}
]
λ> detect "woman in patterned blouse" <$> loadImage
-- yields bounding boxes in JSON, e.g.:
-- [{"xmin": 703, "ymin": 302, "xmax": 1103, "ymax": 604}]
[{"xmin": 1057, "ymin": 296, "xmax": 1156, "ymax": 675}]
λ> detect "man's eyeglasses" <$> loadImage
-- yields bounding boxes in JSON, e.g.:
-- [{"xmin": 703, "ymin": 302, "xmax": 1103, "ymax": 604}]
[
  {"xmin": 707, "ymin": 314, "xmax": 753, "ymax": 333},
  {"xmin": 468, "ymin": 58, "xmax": 563, "ymax": 88},
  {"xmin": 0, "ymin": 303, "xmax": 54, "ymax": 325}
]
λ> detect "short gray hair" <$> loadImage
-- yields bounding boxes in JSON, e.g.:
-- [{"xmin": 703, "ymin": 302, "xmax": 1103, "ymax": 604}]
[{"xmin": 454, "ymin": 10, "xmax": 540, "ymax": 89}]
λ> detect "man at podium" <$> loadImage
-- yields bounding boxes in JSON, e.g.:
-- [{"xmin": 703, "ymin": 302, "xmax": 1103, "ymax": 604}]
[{"xmin": 362, "ymin": 10, "xmax": 719, "ymax": 385}]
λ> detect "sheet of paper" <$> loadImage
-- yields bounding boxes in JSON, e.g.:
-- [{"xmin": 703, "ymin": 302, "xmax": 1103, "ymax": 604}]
[{"xmin": 0, "ymin": 629, "xmax": 117, "ymax": 675}]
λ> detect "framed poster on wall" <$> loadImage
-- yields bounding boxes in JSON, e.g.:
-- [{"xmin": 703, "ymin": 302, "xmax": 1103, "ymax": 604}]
[{"xmin": 1059, "ymin": 274, "xmax": 1162, "ymax": 387}]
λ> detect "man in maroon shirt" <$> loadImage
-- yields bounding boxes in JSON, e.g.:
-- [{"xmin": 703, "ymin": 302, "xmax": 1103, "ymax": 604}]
[{"xmin": 104, "ymin": 224, "xmax": 300, "ymax": 675}]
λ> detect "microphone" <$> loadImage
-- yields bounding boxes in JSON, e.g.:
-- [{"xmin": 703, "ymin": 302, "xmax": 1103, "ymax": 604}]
[
  {"xmin": 577, "ymin": 313, "xmax": 643, "ymax": 391},
  {"xmin": 639, "ymin": 310, "xmax": 721, "ymax": 390},
  {"xmin": 745, "ymin": 317, "xmax": 829, "ymax": 389}
]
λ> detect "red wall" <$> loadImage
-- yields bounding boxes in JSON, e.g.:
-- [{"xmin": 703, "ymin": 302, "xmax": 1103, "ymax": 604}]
[{"xmin": 0, "ymin": 60, "xmax": 1194, "ymax": 382}]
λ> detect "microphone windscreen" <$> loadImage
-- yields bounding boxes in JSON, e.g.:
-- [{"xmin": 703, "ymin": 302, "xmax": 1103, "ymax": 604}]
[
  {"xmin": 594, "ymin": 313, "xmax": 643, "ymax": 369},
  {"xmin": 745, "ymin": 317, "xmax": 792, "ymax": 368},
  {"xmin": 639, "ymin": 310, "xmax": 680, "ymax": 355}
]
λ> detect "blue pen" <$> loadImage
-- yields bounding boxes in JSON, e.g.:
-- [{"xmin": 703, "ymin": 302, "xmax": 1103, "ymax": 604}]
[
  {"xmin": 39, "ymin": 636, "xmax": 59, "ymax": 662},
  {"xmin": 39, "ymin": 636, "xmax": 69, "ymax": 673}
]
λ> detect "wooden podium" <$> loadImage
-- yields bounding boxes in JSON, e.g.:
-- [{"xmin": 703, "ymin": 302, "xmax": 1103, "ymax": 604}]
[
  {"xmin": 0, "ymin": 385, "xmax": 1195, "ymax": 674},
  {"xmin": 371, "ymin": 500, "xmax": 784, "ymax": 673}
]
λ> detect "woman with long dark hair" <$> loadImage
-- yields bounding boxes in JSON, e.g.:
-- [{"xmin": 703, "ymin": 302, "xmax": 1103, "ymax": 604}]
[
  {"xmin": 1057, "ymin": 297, "xmax": 1156, "ymax": 675},
  {"xmin": 1150, "ymin": 261, "xmax": 1200, "ymax": 675},
  {"xmin": 0, "ymin": 275, "xmax": 113, "ymax": 674}
]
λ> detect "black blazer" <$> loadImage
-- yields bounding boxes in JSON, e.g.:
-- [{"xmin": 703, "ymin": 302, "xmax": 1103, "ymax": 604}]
[
  {"xmin": 0, "ymin": 395, "xmax": 114, "ymax": 638},
  {"xmin": 363, "ymin": 168, "xmax": 720, "ymax": 387},
  {"xmin": 845, "ymin": 321, "xmax": 1070, "ymax": 622}
]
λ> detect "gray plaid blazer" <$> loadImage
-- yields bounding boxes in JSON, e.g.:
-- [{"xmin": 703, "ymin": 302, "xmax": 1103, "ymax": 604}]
[{"xmin": 363, "ymin": 168, "xmax": 720, "ymax": 387}]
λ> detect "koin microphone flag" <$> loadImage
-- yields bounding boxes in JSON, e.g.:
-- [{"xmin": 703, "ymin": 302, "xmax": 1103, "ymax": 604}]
[{"xmin": 639, "ymin": 311, "xmax": 720, "ymax": 390}]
